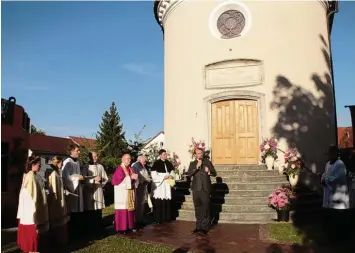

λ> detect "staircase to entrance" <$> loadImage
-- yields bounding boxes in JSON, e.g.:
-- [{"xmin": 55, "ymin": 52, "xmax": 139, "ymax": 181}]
[{"xmin": 173, "ymin": 164, "xmax": 289, "ymax": 224}]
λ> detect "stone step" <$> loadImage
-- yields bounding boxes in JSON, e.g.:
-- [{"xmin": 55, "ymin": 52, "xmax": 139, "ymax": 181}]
[
  {"xmin": 181, "ymin": 195, "xmax": 268, "ymax": 205},
  {"xmin": 216, "ymin": 170, "xmax": 280, "ymax": 177},
  {"xmin": 176, "ymin": 210, "xmax": 277, "ymax": 222},
  {"xmin": 174, "ymin": 189, "xmax": 274, "ymax": 197},
  {"xmin": 210, "ymin": 175, "xmax": 287, "ymax": 183},
  {"xmin": 214, "ymin": 165, "xmax": 268, "ymax": 171},
  {"xmin": 176, "ymin": 194, "xmax": 322, "ymax": 207},
  {"xmin": 181, "ymin": 202, "xmax": 272, "ymax": 213},
  {"xmin": 176, "ymin": 182, "xmax": 288, "ymax": 191}
]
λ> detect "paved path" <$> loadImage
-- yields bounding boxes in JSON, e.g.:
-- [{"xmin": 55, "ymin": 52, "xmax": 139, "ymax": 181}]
[
  {"xmin": 123, "ymin": 221, "xmax": 318, "ymax": 253},
  {"xmin": 4, "ymin": 221, "xmax": 353, "ymax": 253}
]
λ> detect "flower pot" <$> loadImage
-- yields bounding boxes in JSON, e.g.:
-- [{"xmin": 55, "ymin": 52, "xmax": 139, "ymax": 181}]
[
  {"xmin": 265, "ymin": 156, "xmax": 274, "ymax": 170},
  {"xmin": 174, "ymin": 173, "xmax": 181, "ymax": 180},
  {"xmin": 277, "ymin": 209, "xmax": 290, "ymax": 222},
  {"xmin": 289, "ymin": 174, "xmax": 299, "ymax": 187}
]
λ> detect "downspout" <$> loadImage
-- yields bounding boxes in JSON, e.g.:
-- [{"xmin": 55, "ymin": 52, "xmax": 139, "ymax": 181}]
[{"xmin": 326, "ymin": 4, "xmax": 339, "ymax": 146}]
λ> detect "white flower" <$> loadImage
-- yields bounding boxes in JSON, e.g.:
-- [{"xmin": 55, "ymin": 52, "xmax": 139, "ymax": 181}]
[
  {"xmin": 291, "ymin": 164, "xmax": 296, "ymax": 169},
  {"xmin": 264, "ymin": 144, "xmax": 270, "ymax": 150}
]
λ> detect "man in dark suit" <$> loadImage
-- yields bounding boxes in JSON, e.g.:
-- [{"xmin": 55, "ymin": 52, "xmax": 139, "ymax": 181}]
[{"xmin": 188, "ymin": 148, "xmax": 217, "ymax": 235}]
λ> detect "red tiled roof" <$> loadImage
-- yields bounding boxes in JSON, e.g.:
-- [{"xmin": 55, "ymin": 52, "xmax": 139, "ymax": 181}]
[
  {"xmin": 29, "ymin": 134, "xmax": 74, "ymax": 155},
  {"xmin": 68, "ymin": 136, "xmax": 96, "ymax": 149},
  {"xmin": 338, "ymin": 127, "xmax": 353, "ymax": 148}
]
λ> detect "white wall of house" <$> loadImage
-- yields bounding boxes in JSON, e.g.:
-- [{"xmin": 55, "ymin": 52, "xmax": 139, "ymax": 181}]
[{"xmin": 142, "ymin": 132, "xmax": 165, "ymax": 153}]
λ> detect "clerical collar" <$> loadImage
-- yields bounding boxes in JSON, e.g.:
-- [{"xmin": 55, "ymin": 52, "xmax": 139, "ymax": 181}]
[{"xmin": 70, "ymin": 156, "xmax": 78, "ymax": 162}]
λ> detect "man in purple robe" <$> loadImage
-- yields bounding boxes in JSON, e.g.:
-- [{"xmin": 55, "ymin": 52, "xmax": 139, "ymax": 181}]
[{"xmin": 112, "ymin": 154, "xmax": 138, "ymax": 234}]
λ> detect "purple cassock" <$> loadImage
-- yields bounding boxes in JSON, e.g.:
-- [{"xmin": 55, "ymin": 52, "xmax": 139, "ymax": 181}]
[{"xmin": 111, "ymin": 165, "xmax": 137, "ymax": 232}]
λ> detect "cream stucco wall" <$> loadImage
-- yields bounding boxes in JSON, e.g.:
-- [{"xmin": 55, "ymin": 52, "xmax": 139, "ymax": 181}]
[{"xmin": 157, "ymin": 0, "xmax": 336, "ymax": 187}]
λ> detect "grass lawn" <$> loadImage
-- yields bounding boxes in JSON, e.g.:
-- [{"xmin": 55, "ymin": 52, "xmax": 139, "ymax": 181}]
[
  {"xmin": 72, "ymin": 236, "xmax": 174, "ymax": 253},
  {"xmin": 267, "ymin": 223, "xmax": 303, "ymax": 244},
  {"xmin": 2, "ymin": 204, "xmax": 174, "ymax": 253},
  {"xmin": 102, "ymin": 203, "xmax": 115, "ymax": 217}
]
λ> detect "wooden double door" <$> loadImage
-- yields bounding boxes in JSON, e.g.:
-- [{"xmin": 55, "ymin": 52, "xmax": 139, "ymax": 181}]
[{"xmin": 211, "ymin": 99, "xmax": 259, "ymax": 165}]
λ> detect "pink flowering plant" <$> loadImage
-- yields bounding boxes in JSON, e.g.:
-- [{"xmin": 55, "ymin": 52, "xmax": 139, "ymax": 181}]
[
  {"xmin": 268, "ymin": 186, "xmax": 296, "ymax": 211},
  {"xmin": 260, "ymin": 137, "xmax": 278, "ymax": 160},
  {"xmin": 188, "ymin": 138, "xmax": 207, "ymax": 159},
  {"xmin": 283, "ymin": 148, "xmax": 302, "ymax": 176},
  {"xmin": 167, "ymin": 152, "xmax": 181, "ymax": 175}
]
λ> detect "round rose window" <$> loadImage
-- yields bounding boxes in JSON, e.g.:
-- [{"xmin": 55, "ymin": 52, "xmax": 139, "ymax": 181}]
[{"xmin": 217, "ymin": 10, "xmax": 245, "ymax": 39}]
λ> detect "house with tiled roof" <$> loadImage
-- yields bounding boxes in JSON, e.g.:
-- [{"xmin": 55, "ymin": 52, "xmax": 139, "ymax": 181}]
[
  {"xmin": 67, "ymin": 136, "xmax": 96, "ymax": 150},
  {"xmin": 141, "ymin": 131, "xmax": 165, "ymax": 151},
  {"xmin": 29, "ymin": 134, "xmax": 75, "ymax": 179}
]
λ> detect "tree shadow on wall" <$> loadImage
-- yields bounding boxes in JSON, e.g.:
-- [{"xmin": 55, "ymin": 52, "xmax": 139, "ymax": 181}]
[
  {"xmin": 268, "ymin": 34, "xmax": 355, "ymax": 252},
  {"xmin": 271, "ymin": 35, "xmax": 335, "ymax": 186}
]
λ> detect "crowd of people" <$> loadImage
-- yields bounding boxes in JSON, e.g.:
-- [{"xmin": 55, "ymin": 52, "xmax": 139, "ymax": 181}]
[
  {"xmin": 16, "ymin": 144, "xmax": 195, "ymax": 252},
  {"xmin": 15, "ymin": 141, "xmax": 355, "ymax": 253}
]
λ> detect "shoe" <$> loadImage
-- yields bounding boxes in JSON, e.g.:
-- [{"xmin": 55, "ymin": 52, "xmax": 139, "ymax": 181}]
[{"xmin": 192, "ymin": 229, "xmax": 200, "ymax": 234}]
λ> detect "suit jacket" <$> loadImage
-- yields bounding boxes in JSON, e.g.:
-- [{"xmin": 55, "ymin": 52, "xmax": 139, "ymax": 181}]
[{"xmin": 188, "ymin": 159, "xmax": 217, "ymax": 192}]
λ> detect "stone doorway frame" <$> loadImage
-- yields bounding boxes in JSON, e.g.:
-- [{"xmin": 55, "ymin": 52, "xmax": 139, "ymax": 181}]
[{"xmin": 203, "ymin": 90, "xmax": 266, "ymax": 164}]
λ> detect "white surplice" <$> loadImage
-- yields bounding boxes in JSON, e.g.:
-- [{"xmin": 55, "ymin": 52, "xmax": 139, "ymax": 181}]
[
  {"xmin": 61, "ymin": 157, "xmax": 84, "ymax": 213},
  {"xmin": 17, "ymin": 172, "xmax": 49, "ymax": 233},
  {"xmin": 151, "ymin": 162, "xmax": 175, "ymax": 200},
  {"xmin": 82, "ymin": 163, "xmax": 108, "ymax": 210}
]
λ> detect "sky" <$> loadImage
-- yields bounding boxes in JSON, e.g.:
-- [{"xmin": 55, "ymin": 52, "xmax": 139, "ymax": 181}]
[{"xmin": 1, "ymin": 1, "xmax": 355, "ymax": 140}]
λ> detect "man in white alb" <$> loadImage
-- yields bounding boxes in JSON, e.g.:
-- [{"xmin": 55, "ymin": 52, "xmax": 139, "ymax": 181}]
[{"xmin": 61, "ymin": 144, "xmax": 85, "ymax": 238}]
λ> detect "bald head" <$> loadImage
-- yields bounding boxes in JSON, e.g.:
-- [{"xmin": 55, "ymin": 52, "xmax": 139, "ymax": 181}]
[
  {"xmin": 137, "ymin": 155, "xmax": 147, "ymax": 166},
  {"xmin": 122, "ymin": 154, "xmax": 131, "ymax": 166}
]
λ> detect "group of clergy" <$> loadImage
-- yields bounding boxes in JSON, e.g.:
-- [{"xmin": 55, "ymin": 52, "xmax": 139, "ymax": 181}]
[
  {"xmin": 16, "ymin": 144, "xmax": 109, "ymax": 253},
  {"xmin": 16, "ymin": 143, "xmax": 177, "ymax": 252},
  {"xmin": 112, "ymin": 149, "xmax": 176, "ymax": 233}
]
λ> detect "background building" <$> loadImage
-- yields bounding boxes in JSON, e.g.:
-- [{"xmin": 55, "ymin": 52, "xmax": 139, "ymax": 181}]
[
  {"xmin": 154, "ymin": 0, "xmax": 338, "ymax": 187},
  {"xmin": 1, "ymin": 97, "xmax": 31, "ymax": 228},
  {"xmin": 28, "ymin": 134, "xmax": 74, "ymax": 179}
]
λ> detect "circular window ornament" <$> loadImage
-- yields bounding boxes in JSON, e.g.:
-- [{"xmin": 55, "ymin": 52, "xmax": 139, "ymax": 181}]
[{"xmin": 217, "ymin": 10, "xmax": 245, "ymax": 39}]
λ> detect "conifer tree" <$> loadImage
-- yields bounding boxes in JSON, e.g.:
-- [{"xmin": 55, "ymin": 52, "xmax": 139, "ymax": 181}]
[{"xmin": 96, "ymin": 101, "xmax": 127, "ymax": 158}]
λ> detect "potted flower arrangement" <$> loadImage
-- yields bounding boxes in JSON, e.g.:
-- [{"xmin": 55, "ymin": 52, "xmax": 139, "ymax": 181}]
[
  {"xmin": 268, "ymin": 186, "xmax": 296, "ymax": 222},
  {"xmin": 188, "ymin": 138, "xmax": 207, "ymax": 159},
  {"xmin": 167, "ymin": 152, "xmax": 181, "ymax": 180},
  {"xmin": 283, "ymin": 148, "xmax": 301, "ymax": 187},
  {"xmin": 260, "ymin": 137, "xmax": 278, "ymax": 170}
]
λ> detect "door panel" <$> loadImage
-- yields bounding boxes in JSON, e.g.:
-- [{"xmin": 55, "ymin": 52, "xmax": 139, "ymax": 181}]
[
  {"xmin": 211, "ymin": 100, "xmax": 259, "ymax": 165},
  {"xmin": 211, "ymin": 101, "xmax": 236, "ymax": 164}
]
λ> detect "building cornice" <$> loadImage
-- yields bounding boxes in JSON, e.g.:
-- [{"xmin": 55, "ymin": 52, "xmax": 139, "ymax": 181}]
[
  {"xmin": 154, "ymin": 0, "xmax": 187, "ymax": 28},
  {"xmin": 153, "ymin": 0, "xmax": 338, "ymax": 32}
]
